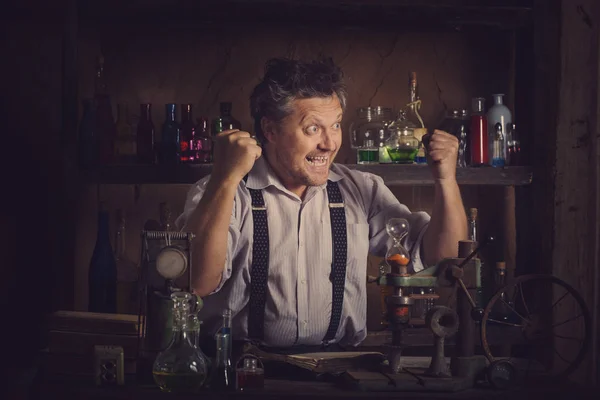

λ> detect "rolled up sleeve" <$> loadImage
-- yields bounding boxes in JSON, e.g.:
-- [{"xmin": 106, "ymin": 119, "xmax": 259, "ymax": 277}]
[
  {"xmin": 362, "ymin": 173, "xmax": 431, "ymax": 272},
  {"xmin": 175, "ymin": 176, "xmax": 240, "ymax": 294}
]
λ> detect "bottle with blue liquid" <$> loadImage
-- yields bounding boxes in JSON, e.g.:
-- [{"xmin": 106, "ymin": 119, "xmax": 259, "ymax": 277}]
[{"xmin": 491, "ymin": 122, "xmax": 506, "ymax": 167}]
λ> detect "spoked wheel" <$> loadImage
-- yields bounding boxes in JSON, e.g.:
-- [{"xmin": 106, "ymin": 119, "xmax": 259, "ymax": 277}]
[{"xmin": 480, "ymin": 274, "xmax": 591, "ymax": 381}]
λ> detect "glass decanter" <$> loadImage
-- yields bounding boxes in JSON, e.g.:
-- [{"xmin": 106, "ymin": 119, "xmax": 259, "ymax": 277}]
[
  {"xmin": 385, "ymin": 218, "xmax": 411, "ymax": 275},
  {"xmin": 152, "ymin": 292, "xmax": 208, "ymax": 393},
  {"xmin": 384, "ymin": 118, "xmax": 420, "ymax": 164}
]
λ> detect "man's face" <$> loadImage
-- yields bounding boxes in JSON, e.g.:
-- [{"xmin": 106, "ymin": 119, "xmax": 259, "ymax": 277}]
[{"xmin": 264, "ymin": 95, "xmax": 343, "ymax": 197}]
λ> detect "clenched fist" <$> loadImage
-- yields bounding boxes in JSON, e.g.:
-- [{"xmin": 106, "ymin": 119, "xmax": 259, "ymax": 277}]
[
  {"xmin": 212, "ymin": 129, "xmax": 262, "ymax": 183},
  {"xmin": 422, "ymin": 129, "xmax": 459, "ymax": 182}
]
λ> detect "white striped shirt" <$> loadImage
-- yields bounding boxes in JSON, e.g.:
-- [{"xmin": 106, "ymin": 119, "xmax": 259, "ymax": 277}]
[{"xmin": 176, "ymin": 157, "xmax": 430, "ymax": 348}]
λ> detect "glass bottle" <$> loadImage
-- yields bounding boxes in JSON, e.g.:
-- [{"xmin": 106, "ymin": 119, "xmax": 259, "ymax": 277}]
[
  {"xmin": 153, "ymin": 292, "xmax": 208, "ymax": 393},
  {"xmin": 491, "ymin": 262, "xmax": 512, "ymax": 322},
  {"xmin": 194, "ymin": 117, "xmax": 211, "ymax": 164},
  {"xmin": 491, "ymin": 122, "xmax": 506, "ymax": 167},
  {"xmin": 137, "ymin": 103, "xmax": 155, "ymax": 164},
  {"xmin": 160, "ymin": 103, "xmax": 180, "ymax": 165},
  {"xmin": 457, "ymin": 109, "xmax": 470, "ymax": 168},
  {"xmin": 385, "ymin": 218, "xmax": 411, "ymax": 276},
  {"xmin": 209, "ymin": 331, "xmax": 235, "ymax": 391},
  {"xmin": 403, "ymin": 72, "xmax": 427, "ymax": 164},
  {"xmin": 384, "ymin": 118, "xmax": 420, "ymax": 164},
  {"xmin": 378, "ymin": 262, "xmax": 392, "ymax": 329},
  {"xmin": 506, "ymin": 123, "xmax": 521, "ymax": 166},
  {"xmin": 78, "ymin": 98, "xmax": 98, "ymax": 169},
  {"xmin": 211, "ymin": 102, "xmax": 241, "ymax": 135},
  {"xmin": 486, "ymin": 94, "xmax": 512, "ymax": 165},
  {"xmin": 88, "ymin": 203, "xmax": 117, "ymax": 313},
  {"xmin": 470, "ymin": 97, "xmax": 489, "ymax": 166},
  {"xmin": 114, "ymin": 209, "xmax": 138, "ymax": 314},
  {"xmin": 114, "ymin": 104, "xmax": 136, "ymax": 164},
  {"xmin": 179, "ymin": 104, "xmax": 195, "ymax": 163},
  {"xmin": 349, "ymin": 107, "xmax": 393, "ymax": 164},
  {"xmin": 468, "ymin": 208, "xmax": 485, "ymax": 308}
]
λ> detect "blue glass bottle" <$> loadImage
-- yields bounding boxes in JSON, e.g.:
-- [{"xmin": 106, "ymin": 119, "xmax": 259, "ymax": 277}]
[
  {"xmin": 88, "ymin": 205, "xmax": 117, "ymax": 313},
  {"xmin": 160, "ymin": 103, "xmax": 180, "ymax": 165}
]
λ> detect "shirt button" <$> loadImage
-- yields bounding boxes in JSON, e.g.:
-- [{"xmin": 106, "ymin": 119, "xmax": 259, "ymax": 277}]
[
  {"xmin": 301, "ymin": 279, "xmax": 306, "ymax": 284},
  {"xmin": 303, "ymin": 320, "xmax": 308, "ymax": 325}
]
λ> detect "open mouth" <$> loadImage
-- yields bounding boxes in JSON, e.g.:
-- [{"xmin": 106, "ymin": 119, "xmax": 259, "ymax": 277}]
[{"xmin": 305, "ymin": 155, "xmax": 329, "ymax": 166}]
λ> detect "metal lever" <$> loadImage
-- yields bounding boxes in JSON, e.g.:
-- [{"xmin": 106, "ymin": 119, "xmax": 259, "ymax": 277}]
[{"xmin": 454, "ymin": 236, "xmax": 495, "ymax": 320}]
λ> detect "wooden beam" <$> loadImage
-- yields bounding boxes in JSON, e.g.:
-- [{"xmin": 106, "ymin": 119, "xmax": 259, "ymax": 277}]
[{"xmin": 552, "ymin": 0, "xmax": 599, "ymax": 385}]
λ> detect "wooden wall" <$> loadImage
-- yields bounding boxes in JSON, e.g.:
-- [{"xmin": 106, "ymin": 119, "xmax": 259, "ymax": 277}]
[
  {"xmin": 72, "ymin": 21, "xmax": 515, "ymax": 330},
  {"xmin": 549, "ymin": 0, "xmax": 600, "ymax": 385}
]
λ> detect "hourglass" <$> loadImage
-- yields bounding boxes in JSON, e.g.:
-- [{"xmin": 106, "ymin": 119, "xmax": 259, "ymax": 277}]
[{"xmin": 385, "ymin": 218, "xmax": 411, "ymax": 276}]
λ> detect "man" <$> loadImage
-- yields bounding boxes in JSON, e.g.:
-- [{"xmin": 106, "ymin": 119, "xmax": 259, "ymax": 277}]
[{"xmin": 176, "ymin": 58, "xmax": 467, "ymax": 350}]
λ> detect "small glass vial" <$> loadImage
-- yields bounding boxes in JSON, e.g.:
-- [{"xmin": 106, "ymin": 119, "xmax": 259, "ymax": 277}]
[
  {"xmin": 236, "ymin": 355, "xmax": 265, "ymax": 392},
  {"xmin": 491, "ymin": 122, "xmax": 506, "ymax": 167}
]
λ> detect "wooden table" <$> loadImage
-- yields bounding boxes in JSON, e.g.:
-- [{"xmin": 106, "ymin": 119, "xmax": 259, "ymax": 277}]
[{"xmin": 26, "ymin": 368, "xmax": 597, "ymax": 400}]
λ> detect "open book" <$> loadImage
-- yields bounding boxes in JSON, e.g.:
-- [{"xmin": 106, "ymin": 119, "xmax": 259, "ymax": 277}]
[{"xmin": 243, "ymin": 344, "xmax": 385, "ymax": 374}]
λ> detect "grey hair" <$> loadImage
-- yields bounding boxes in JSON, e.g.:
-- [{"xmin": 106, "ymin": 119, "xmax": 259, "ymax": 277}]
[{"xmin": 249, "ymin": 57, "xmax": 348, "ymax": 143}]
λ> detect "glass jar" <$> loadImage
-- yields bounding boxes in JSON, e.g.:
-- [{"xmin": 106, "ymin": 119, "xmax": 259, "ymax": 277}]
[
  {"xmin": 152, "ymin": 292, "xmax": 208, "ymax": 393},
  {"xmin": 384, "ymin": 113, "xmax": 420, "ymax": 164},
  {"xmin": 349, "ymin": 106, "xmax": 394, "ymax": 164}
]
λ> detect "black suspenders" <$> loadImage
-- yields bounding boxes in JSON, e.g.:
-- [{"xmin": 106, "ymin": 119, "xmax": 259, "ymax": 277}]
[{"xmin": 246, "ymin": 180, "xmax": 348, "ymax": 345}]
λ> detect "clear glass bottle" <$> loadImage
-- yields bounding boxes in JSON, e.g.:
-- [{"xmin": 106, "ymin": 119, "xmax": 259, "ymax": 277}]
[
  {"xmin": 384, "ymin": 117, "xmax": 420, "ymax": 164},
  {"xmin": 152, "ymin": 292, "xmax": 208, "ymax": 393},
  {"xmin": 457, "ymin": 109, "xmax": 470, "ymax": 168},
  {"xmin": 385, "ymin": 218, "xmax": 411, "ymax": 275},
  {"xmin": 506, "ymin": 123, "xmax": 521, "ymax": 166},
  {"xmin": 491, "ymin": 122, "xmax": 506, "ymax": 167},
  {"xmin": 209, "ymin": 330, "xmax": 235, "ymax": 391},
  {"xmin": 400, "ymin": 72, "xmax": 427, "ymax": 164},
  {"xmin": 349, "ymin": 107, "xmax": 393, "ymax": 164}
]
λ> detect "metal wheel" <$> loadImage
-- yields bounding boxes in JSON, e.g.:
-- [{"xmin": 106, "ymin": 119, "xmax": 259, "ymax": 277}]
[{"xmin": 480, "ymin": 274, "xmax": 591, "ymax": 380}]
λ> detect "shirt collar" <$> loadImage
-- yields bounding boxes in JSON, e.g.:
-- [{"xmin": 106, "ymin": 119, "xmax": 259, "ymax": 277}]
[{"xmin": 245, "ymin": 157, "xmax": 345, "ymax": 191}]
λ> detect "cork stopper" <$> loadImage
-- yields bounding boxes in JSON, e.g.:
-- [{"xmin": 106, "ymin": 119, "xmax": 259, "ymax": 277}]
[
  {"xmin": 458, "ymin": 240, "xmax": 477, "ymax": 258},
  {"xmin": 469, "ymin": 208, "xmax": 478, "ymax": 221},
  {"xmin": 496, "ymin": 262, "xmax": 506, "ymax": 272}
]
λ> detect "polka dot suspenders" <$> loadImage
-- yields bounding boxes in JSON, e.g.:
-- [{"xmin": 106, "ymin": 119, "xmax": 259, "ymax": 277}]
[{"xmin": 246, "ymin": 180, "xmax": 348, "ymax": 345}]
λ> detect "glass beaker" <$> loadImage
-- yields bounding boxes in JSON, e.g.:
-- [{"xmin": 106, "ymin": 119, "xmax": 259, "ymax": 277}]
[
  {"xmin": 385, "ymin": 218, "xmax": 411, "ymax": 275},
  {"xmin": 152, "ymin": 292, "xmax": 208, "ymax": 393},
  {"xmin": 236, "ymin": 354, "xmax": 265, "ymax": 392}
]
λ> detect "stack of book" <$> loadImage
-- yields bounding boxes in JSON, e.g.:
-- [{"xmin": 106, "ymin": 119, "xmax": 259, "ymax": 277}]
[{"xmin": 43, "ymin": 311, "xmax": 142, "ymax": 380}]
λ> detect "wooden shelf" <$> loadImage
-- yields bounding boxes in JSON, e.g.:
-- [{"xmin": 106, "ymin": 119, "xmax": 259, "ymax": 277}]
[{"xmin": 80, "ymin": 164, "xmax": 532, "ymax": 186}]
